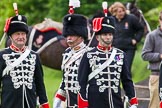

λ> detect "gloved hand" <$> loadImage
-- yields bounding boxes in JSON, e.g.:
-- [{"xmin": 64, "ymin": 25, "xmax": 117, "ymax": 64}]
[
  {"xmin": 53, "ymin": 97, "xmax": 62, "ymax": 108},
  {"xmin": 129, "ymin": 97, "xmax": 138, "ymax": 108},
  {"xmin": 160, "ymin": 101, "xmax": 162, "ymax": 108},
  {"xmin": 129, "ymin": 104, "xmax": 137, "ymax": 108},
  {"xmin": 40, "ymin": 103, "xmax": 50, "ymax": 108}
]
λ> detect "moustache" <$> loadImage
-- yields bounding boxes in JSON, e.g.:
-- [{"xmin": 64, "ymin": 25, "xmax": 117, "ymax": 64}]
[
  {"xmin": 67, "ymin": 39, "xmax": 74, "ymax": 43},
  {"xmin": 16, "ymin": 38, "xmax": 25, "ymax": 41}
]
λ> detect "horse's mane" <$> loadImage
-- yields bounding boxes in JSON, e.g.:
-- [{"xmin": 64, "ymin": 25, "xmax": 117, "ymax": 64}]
[{"xmin": 34, "ymin": 18, "xmax": 63, "ymax": 32}]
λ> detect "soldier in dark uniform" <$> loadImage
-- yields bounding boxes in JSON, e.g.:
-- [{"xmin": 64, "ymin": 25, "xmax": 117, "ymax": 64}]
[
  {"xmin": 0, "ymin": 15, "xmax": 49, "ymax": 108},
  {"xmin": 78, "ymin": 16, "xmax": 138, "ymax": 108},
  {"xmin": 53, "ymin": 14, "xmax": 88, "ymax": 108}
]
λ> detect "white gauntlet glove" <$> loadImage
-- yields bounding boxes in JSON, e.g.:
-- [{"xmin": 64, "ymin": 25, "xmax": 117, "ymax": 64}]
[
  {"xmin": 129, "ymin": 104, "xmax": 137, "ymax": 108},
  {"xmin": 53, "ymin": 97, "xmax": 62, "ymax": 108}
]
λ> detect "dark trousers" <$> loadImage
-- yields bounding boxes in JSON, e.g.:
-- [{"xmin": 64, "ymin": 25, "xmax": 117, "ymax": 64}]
[
  {"xmin": 88, "ymin": 88, "xmax": 124, "ymax": 108},
  {"xmin": 122, "ymin": 49, "xmax": 135, "ymax": 72},
  {"xmin": 66, "ymin": 91, "xmax": 78, "ymax": 108}
]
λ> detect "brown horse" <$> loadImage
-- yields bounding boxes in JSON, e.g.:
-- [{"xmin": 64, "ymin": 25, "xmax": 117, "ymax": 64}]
[
  {"xmin": 27, "ymin": 18, "xmax": 68, "ymax": 70},
  {"xmin": 125, "ymin": 0, "xmax": 151, "ymax": 36}
]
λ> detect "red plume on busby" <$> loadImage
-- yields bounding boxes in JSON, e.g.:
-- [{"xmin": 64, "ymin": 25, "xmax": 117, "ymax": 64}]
[
  {"xmin": 89, "ymin": 2, "xmax": 111, "ymax": 25},
  {"xmin": 92, "ymin": 17, "xmax": 115, "ymax": 35},
  {"xmin": 92, "ymin": 1, "xmax": 115, "ymax": 35}
]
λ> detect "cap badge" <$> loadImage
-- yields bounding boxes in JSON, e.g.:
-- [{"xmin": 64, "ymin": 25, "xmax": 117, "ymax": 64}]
[
  {"xmin": 107, "ymin": 19, "xmax": 109, "ymax": 24},
  {"xmin": 68, "ymin": 17, "xmax": 71, "ymax": 21},
  {"xmin": 18, "ymin": 15, "xmax": 22, "ymax": 21}
]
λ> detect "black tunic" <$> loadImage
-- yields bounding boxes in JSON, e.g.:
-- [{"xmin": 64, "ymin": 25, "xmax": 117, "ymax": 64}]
[
  {"xmin": 78, "ymin": 47, "xmax": 136, "ymax": 108},
  {"xmin": 56, "ymin": 42, "xmax": 87, "ymax": 108},
  {"xmin": 0, "ymin": 47, "xmax": 48, "ymax": 108}
]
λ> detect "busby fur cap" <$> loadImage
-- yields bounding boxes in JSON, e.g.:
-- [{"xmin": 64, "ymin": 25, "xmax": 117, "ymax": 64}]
[
  {"xmin": 7, "ymin": 15, "xmax": 29, "ymax": 36},
  {"xmin": 62, "ymin": 14, "xmax": 88, "ymax": 40},
  {"xmin": 93, "ymin": 17, "xmax": 115, "ymax": 35}
]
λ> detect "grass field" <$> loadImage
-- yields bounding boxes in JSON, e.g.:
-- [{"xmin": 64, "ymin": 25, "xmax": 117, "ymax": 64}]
[
  {"xmin": 42, "ymin": 67, "xmax": 62, "ymax": 107},
  {"xmin": 43, "ymin": 45, "xmax": 151, "ymax": 107}
]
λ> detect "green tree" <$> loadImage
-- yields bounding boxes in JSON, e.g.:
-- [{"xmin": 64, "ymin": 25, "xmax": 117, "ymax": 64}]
[{"xmin": 0, "ymin": 0, "xmax": 162, "ymax": 37}]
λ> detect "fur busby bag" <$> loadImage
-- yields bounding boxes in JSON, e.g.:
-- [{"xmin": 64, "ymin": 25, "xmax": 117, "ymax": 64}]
[
  {"xmin": 62, "ymin": 14, "xmax": 88, "ymax": 40},
  {"xmin": 92, "ymin": 17, "xmax": 115, "ymax": 35},
  {"xmin": 6, "ymin": 15, "xmax": 29, "ymax": 36}
]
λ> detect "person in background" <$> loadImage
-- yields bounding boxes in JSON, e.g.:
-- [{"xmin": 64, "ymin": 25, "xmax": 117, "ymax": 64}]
[
  {"xmin": 78, "ymin": 16, "xmax": 138, "ymax": 108},
  {"xmin": 109, "ymin": 2, "xmax": 144, "ymax": 73},
  {"xmin": 53, "ymin": 14, "xmax": 88, "ymax": 108},
  {"xmin": 0, "ymin": 15, "xmax": 49, "ymax": 108},
  {"xmin": 142, "ymin": 11, "xmax": 162, "ymax": 108}
]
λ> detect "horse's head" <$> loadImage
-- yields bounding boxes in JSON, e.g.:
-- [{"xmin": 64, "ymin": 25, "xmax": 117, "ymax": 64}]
[
  {"xmin": 125, "ymin": 0, "xmax": 141, "ymax": 18},
  {"xmin": 125, "ymin": 0, "xmax": 151, "ymax": 35}
]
